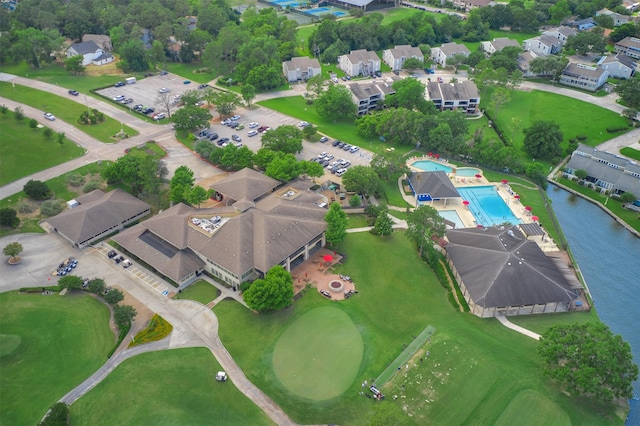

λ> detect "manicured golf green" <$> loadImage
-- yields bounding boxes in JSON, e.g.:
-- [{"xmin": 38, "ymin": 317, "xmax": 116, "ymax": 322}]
[
  {"xmin": 0, "ymin": 112, "xmax": 85, "ymax": 185},
  {"xmin": 214, "ymin": 232, "xmax": 625, "ymax": 425},
  {"xmin": 0, "ymin": 291, "xmax": 113, "ymax": 425},
  {"xmin": 494, "ymin": 389, "xmax": 570, "ymax": 426},
  {"xmin": 70, "ymin": 348, "xmax": 274, "ymax": 426},
  {"xmin": 272, "ymin": 306, "xmax": 363, "ymax": 400}
]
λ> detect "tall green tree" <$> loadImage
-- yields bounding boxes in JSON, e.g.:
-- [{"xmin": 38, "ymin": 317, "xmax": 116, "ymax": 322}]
[
  {"xmin": 64, "ymin": 55, "xmax": 85, "ymax": 75},
  {"xmin": 187, "ymin": 185, "xmax": 211, "ymax": 208},
  {"xmin": 264, "ymin": 153, "xmax": 303, "ymax": 181},
  {"xmin": 341, "ymin": 166, "xmax": 381, "ymax": 198},
  {"xmin": 261, "ymin": 125, "xmax": 303, "ymax": 154},
  {"xmin": 241, "ymin": 83, "xmax": 256, "ymax": 107},
  {"xmin": 538, "ymin": 322, "xmax": 638, "ymax": 403},
  {"xmin": 211, "ymin": 90, "xmax": 241, "ymax": 118},
  {"xmin": 406, "ymin": 205, "xmax": 446, "ymax": 258},
  {"xmin": 374, "ymin": 207, "xmax": 393, "ymax": 236},
  {"xmin": 87, "ymin": 278, "xmax": 106, "ymax": 295},
  {"xmin": 39, "ymin": 402, "xmax": 69, "ymax": 426},
  {"xmin": 171, "ymin": 106, "xmax": 211, "ymax": 131},
  {"xmin": 489, "ymin": 87, "xmax": 511, "ymax": 121},
  {"xmin": 104, "ymin": 288, "xmax": 124, "ymax": 305},
  {"xmin": 371, "ymin": 151, "xmax": 409, "ymax": 181},
  {"xmin": 170, "ymin": 165, "xmax": 195, "ymax": 205},
  {"xmin": 324, "ymin": 202, "xmax": 347, "ymax": 248},
  {"xmin": 522, "ymin": 120, "xmax": 563, "ymax": 159},
  {"xmin": 58, "ymin": 275, "xmax": 83, "ymax": 291},
  {"xmin": 315, "ymin": 84, "xmax": 355, "ymax": 122},
  {"xmin": 615, "ymin": 77, "xmax": 640, "ymax": 109},
  {"xmin": 387, "ymin": 78, "xmax": 430, "ymax": 113},
  {"xmin": 11, "ymin": 28, "xmax": 64, "ymax": 68},
  {"xmin": 243, "ymin": 265, "xmax": 294, "ymax": 312},
  {"xmin": 113, "ymin": 305, "xmax": 137, "ymax": 329},
  {"xmin": 117, "ymin": 39, "xmax": 149, "ymax": 73}
]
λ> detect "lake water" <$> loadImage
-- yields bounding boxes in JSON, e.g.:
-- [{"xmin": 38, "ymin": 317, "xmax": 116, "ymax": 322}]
[{"xmin": 547, "ymin": 186, "xmax": 640, "ymax": 424}]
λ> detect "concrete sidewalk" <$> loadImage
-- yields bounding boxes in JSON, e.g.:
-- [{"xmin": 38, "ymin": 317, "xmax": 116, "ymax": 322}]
[{"xmin": 496, "ymin": 315, "xmax": 541, "ymax": 340}]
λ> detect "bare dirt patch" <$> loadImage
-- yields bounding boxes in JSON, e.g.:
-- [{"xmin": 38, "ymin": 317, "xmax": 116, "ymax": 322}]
[{"xmin": 113, "ymin": 285, "xmax": 155, "ymax": 336}]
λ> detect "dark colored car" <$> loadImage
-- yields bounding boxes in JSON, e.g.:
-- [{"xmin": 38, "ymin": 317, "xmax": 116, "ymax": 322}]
[
  {"xmin": 114, "ymin": 256, "xmax": 123, "ymax": 264},
  {"xmin": 133, "ymin": 104, "xmax": 143, "ymax": 111},
  {"xmin": 424, "ymin": 68, "xmax": 435, "ymax": 74},
  {"xmin": 68, "ymin": 90, "xmax": 79, "ymax": 96},
  {"xmin": 143, "ymin": 107, "xmax": 155, "ymax": 114},
  {"xmin": 160, "ymin": 70, "xmax": 169, "ymax": 75},
  {"xmin": 121, "ymin": 98, "xmax": 133, "ymax": 104},
  {"xmin": 198, "ymin": 84, "xmax": 210, "ymax": 89},
  {"xmin": 107, "ymin": 250, "xmax": 117, "ymax": 258},
  {"xmin": 332, "ymin": 140, "xmax": 341, "ymax": 147},
  {"xmin": 114, "ymin": 81, "xmax": 125, "ymax": 87},
  {"xmin": 208, "ymin": 133, "xmax": 219, "ymax": 140}
]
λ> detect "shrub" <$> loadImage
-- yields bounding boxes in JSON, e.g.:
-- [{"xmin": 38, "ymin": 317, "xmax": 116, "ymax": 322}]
[
  {"xmin": 0, "ymin": 104, "xmax": 7, "ymax": 114},
  {"xmin": 606, "ymin": 126, "xmax": 629, "ymax": 133},
  {"xmin": 129, "ymin": 314, "xmax": 173, "ymax": 347},
  {"xmin": 349, "ymin": 194, "xmax": 362, "ymax": 207},
  {"xmin": 43, "ymin": 127, "xmax": 53, "ymax": 138},
  {"xmin": 82, "ymin": 180, "xmax": 101, "ymax": 193},
  {"xmin": 24, "ymin": 179, "xmax": 52, "ymax": 200},
  {"xmin": 16, "ymin": 200, "xmax": 35, "ymax": 214},
  {"xmin": 104, "ymin": 288, "xmax": 124, "ymax": 305},
  {"xmin": 14, "ymin": 106, "xmax": 24, "ymax": 120},
  {"xmin": 576, "ymin": 135, "xmax": 588, "ymax": 141},
  {"xmin": 40, "ymin": 200, "xmax": 63, "ymax": 217},
  {"xmin": 240, "ymin": 280, "xmax": 252, "ymax": 292},
  {"xmin": 39, "ymin": 402, "xmax": 69, "ymax": 426},
  {"xmin": 0, "ymin": 208, "xmax": 19, "ymax": 228},
  {"xmin": 66, "ymin": 173, "xmax": 86, "ymax": 187},
  {"xmin": 29, "ymin": 118, "xmax": 38, "ymax": 128}
]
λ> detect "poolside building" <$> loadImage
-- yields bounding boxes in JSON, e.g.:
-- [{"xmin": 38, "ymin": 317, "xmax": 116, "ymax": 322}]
[
  {"xmin": 407, "ymin": 171, "xmax": 461, "ymax": 205},
  {"xmin": 443, "ymin": 226, "xmax": 585, "ymax": 318},
  {"xmin": 113, "ymin": 168, "xmax": 328, "ymax": 287}
]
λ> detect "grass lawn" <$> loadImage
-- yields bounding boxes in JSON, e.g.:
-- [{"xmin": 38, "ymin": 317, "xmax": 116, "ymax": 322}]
[
  {"xmin": 0, "ymin": 292, "xmax": 113, "ymax": 425},
  {"xmin": 272, "ymin": 306, "xmax": 363, "ymax": 400},
  {"xmin": 70, "ymin": 348, "xmax": 275, "ymax": 426},
  {"xmin": 126, "ymin": 141, "xmax": 167, "ymax": 159},
  {"xmin": 347, "ymin": 214, "xmax": 370, "ymax": 229},
  {"xmin": 0, "ymin": 82, "xmax": 138, "ymax": 143},
  {"xmin": 483, "ymin": 89, "xmax": 630, "ymax": 152},
  {"xmin": 173, "ymin": 279, "xmax": 220, "ymax": 305},
  {"xmin": 214, "ymin": 232, "xmax": 625, "ymax": 425},
  {"xmin": 161, "ymin": 62, "xmax": 218, "ymax": 84},
  {"xmin": 620, "ymin": 146, "xmax": 640, "ymax": 161},
  {"xmin": 0, "ymin": 112, "xmax": 85, "ymax": 185}
]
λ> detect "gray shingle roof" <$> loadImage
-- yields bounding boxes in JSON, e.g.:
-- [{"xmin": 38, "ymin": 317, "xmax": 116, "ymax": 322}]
[
  {"xmin": 211, "ymin": 168, "xmax": 281, "ymax": 212},
  {"xmin": 69, "ymin": 41, "xmax": 100, "ymax": 55},
  {"xmin": 437, "ymin": 42, "xmax": 471, "ymax": 57},
  {"xmin": 567, "ymin": 144, "xmax": 640, "ymax": 194},
  {"xmin": 408, "ymin": 171, "xmax": 460, "ymax": 199},
  {"xmin": 445, "ymin": 226, "xmax": 581, "ymax": 308},
  {"xmin": 46, "ymin": 189, "xmax": 150, "ymax": 245}
]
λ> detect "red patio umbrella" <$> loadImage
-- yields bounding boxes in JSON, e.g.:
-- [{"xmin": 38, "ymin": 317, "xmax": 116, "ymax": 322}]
[
  {"xmin": 524, "ymin": 206, "xmax": 532, "ymax": 211},
  {"xmin": 514, "ymin": 195, "xmax": 520, "ymax": 199},
  {"xmin": 531, "ymin": 215, "xmax": 539, "ymax": 221},
  {"xmin": 501, "ymin": 179, "xmax": 508, "ymax": 184},
  {"xmin": 427, "ymin": 152, "xmax": 432, "ymax": 157},
  {"xmin": 434, "ymin": 153, "xmax": 440, "ymax": 159},
  {"xmin": 323, "ymin": 254, "xmax": 333, "ymax": 262},
  {"xmin": 475, "ymin": 174, "xmax": 482, "ymax": 179}
]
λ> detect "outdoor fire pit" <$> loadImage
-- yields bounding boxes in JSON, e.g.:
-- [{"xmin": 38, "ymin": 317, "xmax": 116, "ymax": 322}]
[{"xmin": 329, "ymin": 280, "xmax": 344, "ymax": 293}]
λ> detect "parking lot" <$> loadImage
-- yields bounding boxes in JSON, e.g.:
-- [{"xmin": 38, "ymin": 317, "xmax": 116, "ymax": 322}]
[{"xmin": 95, "ymin": 73, "xmax": 204, "ymax": 119}]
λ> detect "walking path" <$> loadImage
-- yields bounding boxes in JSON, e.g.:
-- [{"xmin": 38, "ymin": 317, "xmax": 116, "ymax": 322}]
[{"xmin": 495, "ymin": 315, "xmax": 541, "ymax": 340}]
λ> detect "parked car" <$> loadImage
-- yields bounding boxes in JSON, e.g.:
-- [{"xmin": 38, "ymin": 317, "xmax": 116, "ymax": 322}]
[
  {"xmin": 153, "ymin": 112, "xmax": 166, "ymax": 120},
  {"xmin": 228, "ymin": 121, "xmax": 239, "ymax": 128},
  {"xmin": 198, "ymin": 129, "xmax": 210, "ymax": 137},
  {"xmin": 331, "ymin": 77, "xmax": 339, "ymax": 83},
  {"xmin": 121, "ymin": 98, "xmax": 133, "ymax": 104},
  {"xmin": 183, "ymin": 80, "xmax": 191, "ymax": 84},
  {"xmin": 143, "ymin": 107, "xmax": 155, "ymax": 114},
  {"xmin": 68, "ymin": 90, "xmax": 79, "ymax": 96},
  {"xmin": 43, "ymin": 112, "xmax": 56, "ymax": 121},
  {"xmin": 247, "ymin": 130, "xmax": 258, "ymax": 137},
  {"xmin": 248, "ymin": 122, "xmax": 259, "ymax": 128},
  {"xmin": 230, "ymin": 115, "xmax": 241, "ymax": 121},
  {"xmin": 343, "ymin": 144, "xmax": 352, "ymax": 151},
  {"xmin": 195, "ymin": 101, "xmax": 205, "ymax": 106},
  {"xmin": 198, "ymin": 84, "xmax": 210, "ymax": 89},
  {"xmin": 319, "ymin": 136, "xmax": 329, "ymax": 143},
  {"xmin": 437, "ymin": 76, "xmax": 443, "ymax": 83},
  {"xmin": 114, "ymin": 81, "xmax": 126, "ymax": 87},
  {"xmin": 114, "ymin": 255, "xmax": 124, "ymax": 264},
  {"xmin": 160, "ymin": 70, "xmax": 169, "ymax": 76},
  {"xmin": 349, "ymin": 146, "xmax": 360, "ymax": 153},
  {"xmin": 107, "ymin": 250, "xmax": 117, "ymax": 258},
  {"xmin": 324, "ymin": 153, "xmax": 334, "ymax": 160},
  {"xmin": 425, "ymin": 68, "xmax": 435, "ymax": 74},
  {"xmin": 159, "ymin": 87, "xmax": 170, "ymax": 93},
  {"xmin": 298, "ymin": 121, "xmax": 310, "ymax": 127},
  {"xmin": 332, "ymin": 140, "xmax": 341, "ymax": 147},
  {"xmin": 235, "ymin": 123, "xmax": 245, "ymax": 130},
  {"xmin": 374, "ymin": 71, "xmax": 382, "ymax": 77},
  {"xmin": 232, "ymin": 134, "xmax": 242, "ymax": 142},
  {"xmin": 133, "ymin": 104, "xmax": 143, "ymax": 112},
  {"xmin": 208, "ymin": 133, "xmax": 219, "ymax": 141},
  {"xmin": 122, "ymin": 259, "xmax": 132, "ymax": 268},
  {"xmin": 113, "ymin": 95, "xmax": 125, "ymax": 101}
]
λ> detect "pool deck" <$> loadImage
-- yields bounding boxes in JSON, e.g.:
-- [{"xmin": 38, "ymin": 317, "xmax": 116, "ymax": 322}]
[{"xmin": 400, "ymin": 157, "xmax": 559, "ymax": 253}]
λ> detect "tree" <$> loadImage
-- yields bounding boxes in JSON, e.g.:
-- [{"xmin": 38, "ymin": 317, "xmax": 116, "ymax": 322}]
[
  {"xmin": 188, "ymin": 185, "xmax": 211, "ymax": 208},
  {"xmin": 264, "ymin": 153, "xmax": 303, "ymax": 181},
  {"xmin": 58, "ymin": 275, "xmax": 83, "ymax": 291},
  {"xmin": 402, "ymin": 57, "xmax": 424, "ymax": 71},
  {"xmin": 324, "ymin": 202, "xmax": 347, "ymax": 248},
  {"xmin": 489, "ymin": 87, "xmax": 511, "ymax": 120},
  {"xmin": 523, "ymin": 120, "xmax": 563, "ymax": 159},
  {"xmin": 315, "ymin": 83, "xmax": 355, "ymax": 122},
  {"xmin": 64, "ymin": 54, "xmax": 85, "ymax": 75},
  {"xmin": 105, "ymin": 288, "xmax": 125, "ymax": 305},
  {"xmin": 241, "ymin": 83, "xmax": 256, "ymax": 107},
  {"xmin": 243, "ymin": 265, "xmax": 294, "ymax": 312},
  {"xmin": 180, "ymin": 90, "xmax": 203, "ymax": 108},
  {"xmin": 622, "ymin": 108, "xmax": 638, "ymax": 121},
  {"xmin": 147, "ymin": 40, "xmax": 166, "ymax": 68},
  {"xmin": 615, "ymin": 77, "xmax": 640, "ymax": 109},
  {"xmin": 40, "ymin": 402, "xmax": 69, "ymax": 426},
  {"xmin": 170, "ymin": 165, "xmax": 195, "ymax": 205},
  {"xmin": 341, "ymin": 166, "xmax": 381, "ymax": 198},
  {"xmin": 103, "ymin": 155, "xmax": 166, "ymax": 197},
  {"xmin": 24, "ymin": 180, "xmax": 52, "ymax": 201},
  {"xmin": 156, "ymin": 92, "xmax": 175, "ymax": 119},
  {"xmin": 406, "ymin": 205, "xmax": 446, "ymax": 258},
  {"xmin": 619, "ymin": 192, "xmax": 637, "ymax": 203},
  {"xmin": 117, "ymin": 39, "xmax": 149, "ymax": 73},
  {"xmin": 211, "ymin": 90, "xmax": 242, "ymax": 118},
  {"xmin": 87, "ymin": 278, "xmax": 106, "ymax": 295},
  {"xmin": 261, "ymin": 125, "xmax": 304, "ymax": 154},
  {"xmin": 305, "ymin": 75, "xmax": 325, "ymax": 102},
  {"xmin": 537, "ymin": 322, "xmax": 638, "ymax": 403},
  {"xmin": 371, "ymin": 151, "xmax": 408, "ymax": 181},
  {"xmin": 374, "ymin": 208, "xmax": 393, "ymax": 236},
  {"xmin": 14, "ymin": 106, "xmax": 24, "ymax": 121},
  {"xmin": 3, "ymin": 242, "xmax": 23, "ymax": 262},
  {"xmin": 11, "ymin": 27, "xmax": 64, "ymax": 69},
  {"xmin": 0, "ymin": 208, "xmax": 19, "ymax": 228},
  {"xmin": 56, "ymin": 132, "xmax": 65, "ymax": 146},
  {"xmin": 565, "ymin": 29, "xmax": 607, "ymax": 56},
  {"xmin": 303, "ymin": 160, "xmax": 325, "ymax": 181},
  {"xmin": 113, "ymin": 304, "xmax": 137, "ymax": 328},
  {"xmin": 171, "ymin": 106, "xmax": 212, "ymax": 132},
  {"xmin": 387, "ymin": 77, "xmax": 430, "ymax": 113}
]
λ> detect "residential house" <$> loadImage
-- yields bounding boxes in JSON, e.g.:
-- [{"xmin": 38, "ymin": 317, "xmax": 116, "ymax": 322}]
[
  {"xmin": 45, "ymin": 189, "xmax": 151, "ymax": 249},
  {"xmin": 559, "ymin": 63, "xmax": 609, "ymax": 91},
  {"xmin": 597, "ymin": 53, "xmax": 637, "ymax": 79},
  {"xmin": 480, "ymin": 37, "xmax": 521, "ymax": 55},
  {"xmin": 451, "ymin": 0, "xmax": 493, "ymax": 12},
  {"xmin": 431, "ymin": 42, "xmax": 470, "ymax": 66},
  {"xmin": 338, "ymin": 49, "xmax": 381, "ymax": 77},
  {"xmin": 282, "ymin": 56, "xmax": 322, "ymax": 82},
  {"xmin": 565, "ymin": 144, "xmax": 640, "ymax": 200},
  {"xmin": 66, "ymin": 41, "xmax": 114, "ymax": 66},
  {"xmin": 443, "ymin": 226, "xmax": 585, "ymax": 318},
  {"xmin": 522, "ymin": 34, "xmax": 564, "ymax": 56},
  {"xmin": 622, "ymin": 0, "xmax": 638, "ymax": 11},
  {"xmin": 407, "ymin": 171, "xmax": 460, "ymax": 205},
  {"xmin": 571, "ymin": 17, "xmax": 597, "ymax": 31},
  {"xmin": 614, "ymin": 37, "xmax": 640, "ymax": 60},
  {"xmin": 595, "ymin": 8, "xmax": 633, "ymax": 27},
  {"xmin": 382, "ymin": 45, "xmax": 424, "ymax": 71},
  {"xmin": 517, "ymin": 51, "xmax": 544, "ymax": 77},
  {"xmin": 543, "ymin": 26, "xmax": 577, "ymax": 44},
  {"xmin": 81, "ymin": 34, "xmax": 113, "ymax": 52},
  {"xmin": 114, "ymin": 169, "xmax": 328, "ymax": 287},
  {"xmin": 426, "ymin": 80, "xmax": 480, "ymax": 114},
  {"xmin": 349, "ymin": 79, "xmax": 397, "ymax": 115}
]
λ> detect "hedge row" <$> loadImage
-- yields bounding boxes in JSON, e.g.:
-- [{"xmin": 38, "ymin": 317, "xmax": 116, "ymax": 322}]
[{"xmin": 19, "ymin": 285, "xmax": 63, "ymax": 293}]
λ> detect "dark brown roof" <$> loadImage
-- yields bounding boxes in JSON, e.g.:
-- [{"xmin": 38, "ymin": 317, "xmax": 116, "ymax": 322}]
[
  {"xmin": 211, "ymin": 168, "xmax": 281, "ymax": 212},
  {"xmin": 445, "ymin": 226, "xmax": 581, "ymax": 308}
]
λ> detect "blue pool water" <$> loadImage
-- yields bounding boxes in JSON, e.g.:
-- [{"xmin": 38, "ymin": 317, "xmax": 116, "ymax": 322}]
[
  {"xmin": 412, "ymin": 160, "xmax": 453, "ymax": 173},
  {"xmin": 438, "ymin": 210, "xmax": 465, "ymax": 228},
  {"xmin": 457, "ymin": 186, "xmax": 521, "ymax": 227},
  {"xmin": 457, "ymin": 167, "xmax": 482, "ymax": 177},
  {"xmin": 305, "ymin": 7, "xmax": 346, "ymax": 16}
]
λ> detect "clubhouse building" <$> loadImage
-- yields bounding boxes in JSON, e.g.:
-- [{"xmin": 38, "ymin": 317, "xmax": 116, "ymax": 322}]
[{"xmin": 114, "ymin": 169, "xmax": 328, "ymax": 287}]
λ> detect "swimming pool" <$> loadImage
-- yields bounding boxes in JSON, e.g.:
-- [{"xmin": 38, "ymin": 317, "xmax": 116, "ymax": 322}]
[
  {"xmin": 438, "ymin": 210, "xmax": 465, "ymax": 229},
  {"xmin": 457, "ymin": 186, "xmax": 521, "ymax": 227},
  {"xmin": 412, "ymin": 160, "xmax": 453, "ymax": 173},
  {"xmin": 457, "ymin": 167, "xmax": 482, "ymax": 177}
]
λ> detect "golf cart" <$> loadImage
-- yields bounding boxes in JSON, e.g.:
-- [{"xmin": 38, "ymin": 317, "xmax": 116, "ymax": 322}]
[{"xmin": 215, "ymin": 371, "xmax": 227, "ymax": 382}]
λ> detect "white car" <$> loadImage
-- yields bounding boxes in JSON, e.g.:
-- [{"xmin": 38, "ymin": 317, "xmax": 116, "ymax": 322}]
[
  {"xmin": 43, "ymin": 112, "xmax": 55, "ymax": 121},
  {"xmin": 349, "ymin": 146, "xmax": 360, "ymax": 153},
  {"xmin": 247, "ymin": 130, "xmax": 258, "ymax": 137},
  {"xmin": 248, "ymin": 122, "xmax": 259, "ymax": 128},
  {"xmin": 159, "ymin": 87, "xmax": 170, "ymax": 93},
  {"xmin": 113, "ymin": 95, "xmax": 125, "ymax": 101},
  {"xmin": 153, "ymin": 112, "xmax": 166, "ymax": 120},
  {"xmin": 298, "ymin": 121, "xmax": 310, "ymax": 127}
]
